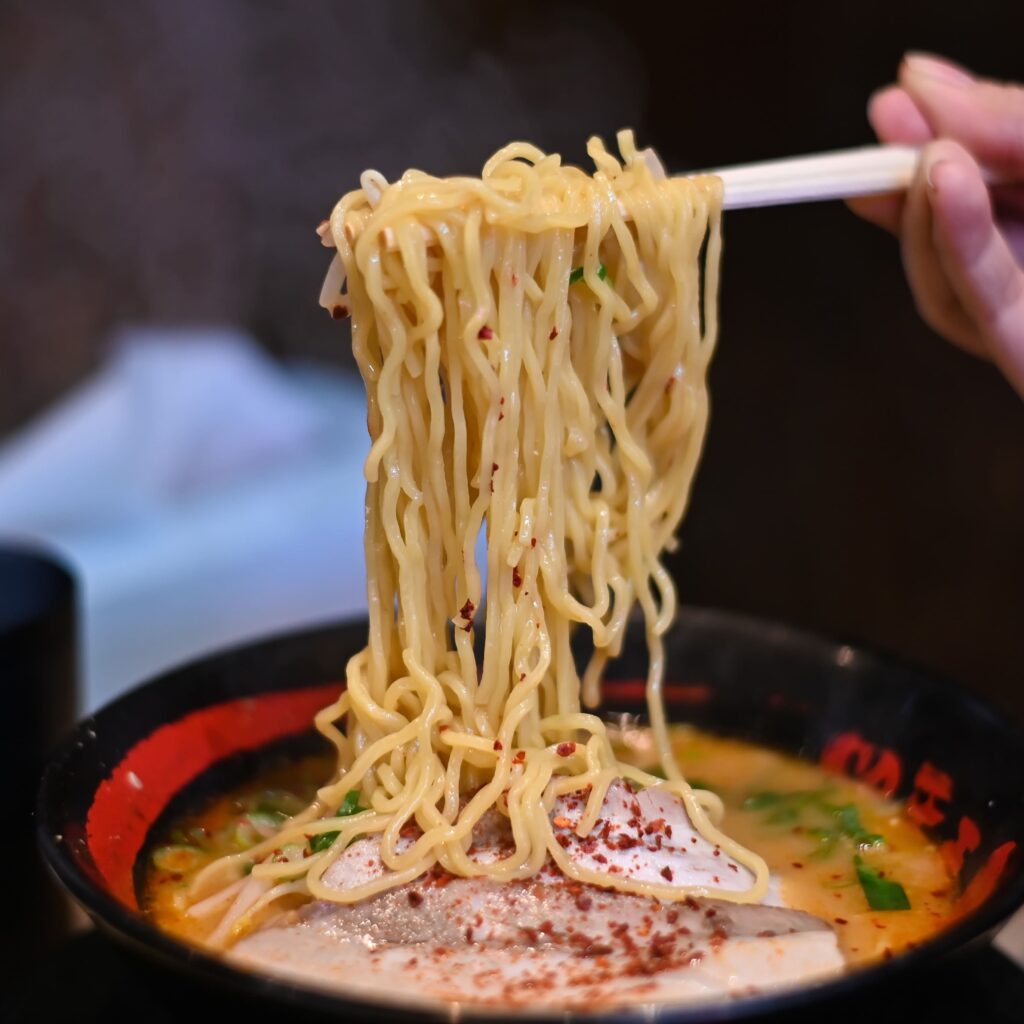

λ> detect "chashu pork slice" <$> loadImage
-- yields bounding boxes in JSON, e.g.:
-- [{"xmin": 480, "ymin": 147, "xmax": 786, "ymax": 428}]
[{"xmin": 231, "ymin": 780, "xmax": 844, "ymax": 1010}]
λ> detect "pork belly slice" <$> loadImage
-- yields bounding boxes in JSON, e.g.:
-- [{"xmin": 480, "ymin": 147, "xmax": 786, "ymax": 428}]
[
  {"xmin": 548, "ymin": 778, "xmax": 755, "ymax": 893},
  {"xmin": 232, "ymin": 875, "xmax": 842, "ymax": 1010},
  {"xmin": 230, "ymin": 779, "xmax": 843, "ymax": 1009},
  {"xmin": 320, "ymin": 778, "xmax": 756, "ymax": 897},
  {"xmin": 293, "ymin": 873, "xmax": 825, "ymax": 952}
]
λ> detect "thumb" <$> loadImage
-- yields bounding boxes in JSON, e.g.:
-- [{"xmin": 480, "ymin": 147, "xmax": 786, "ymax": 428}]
[
  {"xmin": 925, "ymin": 139, "xmax": 1024, "ymax": 396},
  {"xmin": 901, "ymin": 54, "xmax": 1024, "ymax": 177}
]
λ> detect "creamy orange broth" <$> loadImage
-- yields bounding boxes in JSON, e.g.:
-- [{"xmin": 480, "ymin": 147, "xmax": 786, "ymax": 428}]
[
  {"xmin": 145, "ymin": 728, "xmax": 958, "ymax": 966},
  {"xmin": 613, "ymin": 724, "xmax": 958, "ymax": 964}
]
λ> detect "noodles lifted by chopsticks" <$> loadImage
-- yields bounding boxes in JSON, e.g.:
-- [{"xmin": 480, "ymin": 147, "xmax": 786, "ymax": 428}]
[{"xmin": 189, "ymin": 130, "xmax": 768, "ymax": 944}]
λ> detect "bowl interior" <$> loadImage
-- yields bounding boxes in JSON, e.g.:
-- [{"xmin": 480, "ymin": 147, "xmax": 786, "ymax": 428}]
[{"xmin": 38, "ymin": 608, "xmax": 1024, "ymax": 1022}]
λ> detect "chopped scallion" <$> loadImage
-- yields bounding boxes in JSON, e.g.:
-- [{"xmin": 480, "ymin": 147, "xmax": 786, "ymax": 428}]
[
  {"xmin": 309, "ymin": 830, "xmax": 341, "ymax": 853},
  {"xmin": 306, "ymin": 791, "xmax": 366, "ymax": 854},
  {"xmin": 569, "ymin": 264, "xmax": 609, "ymax": 285},
  {"xmin": 151, "ymin": 844, "xmax": 204, "ymax": 873},
  {"xmin": 855, "ymin": 855, "xmax": 910, "ymax": 911},
  {"xmin": 339, "ymin": 790, "xmax": 364, "ymax": 817}
]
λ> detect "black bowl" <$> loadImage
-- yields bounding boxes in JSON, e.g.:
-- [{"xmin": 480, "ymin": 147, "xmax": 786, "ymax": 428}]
[{"xmin": 37, "ymin": 607, "xmax": 1024, "ymax": 1022}]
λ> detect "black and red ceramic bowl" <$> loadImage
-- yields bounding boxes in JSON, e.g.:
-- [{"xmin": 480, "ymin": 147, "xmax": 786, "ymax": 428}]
[{"xmin": 37, "ymin": 608, "xmax": 1024, "ymax": 1022}]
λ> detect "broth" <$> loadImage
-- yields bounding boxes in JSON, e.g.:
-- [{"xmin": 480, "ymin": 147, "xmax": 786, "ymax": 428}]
[{"xmin": 145, "ymin": 726, "xmax": 958, "ymax": 970}]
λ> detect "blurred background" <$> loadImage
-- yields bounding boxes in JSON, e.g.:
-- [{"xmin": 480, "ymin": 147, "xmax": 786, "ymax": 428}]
[{"xmin": 1, "ymin": 0, "xmax": 1022, "ymax": 724}]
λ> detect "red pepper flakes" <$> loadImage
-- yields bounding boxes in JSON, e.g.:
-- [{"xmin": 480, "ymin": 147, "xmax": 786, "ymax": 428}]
[
  {"xmin": 408, "ymin": 891, "xmax": 423, "ymax": 907},
  {"xmin": 459, "ymin": 599, "xmax": 475, "ymax": 620},
  {"xmin": 557, "ymin": 742, "xmax": 577, "ymax": 757},
  {"xmin": 549, "ymin": 326, "xmax": 559, "ymax": 340},
  {"xmin": 512, "ymin": 750, "xmax": 526, "ymax": 765},
  {"xmin": 834, "ymin": 917, "xmax": 848, "ymax": 925},
  {"xmin": 660, "ymin": 866, "xmax": 674, "ymax": 882},
  {"xmin": 556, "ymin": 834, "xmax": 571, "ymax": 848},
  {"xmin": 792, "ymin": 861, "xmax": 804, "ymax": 869},
  {"xmin": 530, "ymin": 537, "xmax": 537, "ymax": 547},
  {"xmin": 331, "ymin": 304, "xmax": 349, "ymax": 320},
  {"xmin": 493, "ymin": 739, "xmax": 503, "ymax": 751},
  {"xmin": 478, "ymin": 326, "xmax": 494, "ymax": 339},
  {"xmin": 512, "ymin": 567, "xmax": 523, "ymax": 588},
  {"xmin": 553, "ymin": 816, "xmax": 573, "ymax": 828}
]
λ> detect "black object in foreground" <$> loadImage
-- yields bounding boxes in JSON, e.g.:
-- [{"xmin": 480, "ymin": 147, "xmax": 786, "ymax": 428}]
[{"xmin": 2, "ymin": 544, "xmax": 77, "ymax": 1013}]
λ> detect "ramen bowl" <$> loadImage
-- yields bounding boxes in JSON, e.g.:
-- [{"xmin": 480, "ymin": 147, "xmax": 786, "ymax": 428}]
[{"xmin": 37, "ymin": 607, "xmax": 1024, "ymax": 1022}]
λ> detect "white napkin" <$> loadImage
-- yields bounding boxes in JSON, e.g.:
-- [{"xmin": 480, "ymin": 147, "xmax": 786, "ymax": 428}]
[
  {"xmin": 0, "ymin": 327, "xmax": 330, "ymax": 530},
  {"xmin": 0, "ymin": 327, "xmax": 370, "ymax": 710}
]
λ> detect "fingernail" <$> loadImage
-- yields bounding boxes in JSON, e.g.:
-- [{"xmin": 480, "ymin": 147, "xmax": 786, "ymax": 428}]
[
  {"xmin": 904, "ymin": 52, "xmax": 974, "ymax": 87},
  {"xmin": 925, "ymin": 159, "xmax": 946, "ymax": 191}
]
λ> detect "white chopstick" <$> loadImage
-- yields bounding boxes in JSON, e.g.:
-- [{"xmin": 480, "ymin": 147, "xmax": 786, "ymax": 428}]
[
  {"xmin": 708, "ymin": 143, "xmax": 1004, "ymax": 210},
  {"xmin": 707, "ymin": 145, "xmax": 920, "ymax": 210}
]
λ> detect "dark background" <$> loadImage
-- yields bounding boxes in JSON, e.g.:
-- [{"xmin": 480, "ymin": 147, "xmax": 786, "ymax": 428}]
[{"xmin": 1, "ymin": 0, "xmax": 1022, "ymax": 721}]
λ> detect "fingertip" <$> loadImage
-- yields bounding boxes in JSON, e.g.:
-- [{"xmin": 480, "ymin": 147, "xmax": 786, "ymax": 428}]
[
  {"xmin": 901, "ymin": 52, "xmax": 975, "ymax": 89},
  {"xmin": 867, "ymin": 86, "xmax": 934, "ymax": 144}
]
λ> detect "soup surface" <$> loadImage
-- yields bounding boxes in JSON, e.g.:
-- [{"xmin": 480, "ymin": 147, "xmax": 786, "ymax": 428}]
[{"xmin": 146, "ymin": 724, "xmax": 957, "ymax": 974}]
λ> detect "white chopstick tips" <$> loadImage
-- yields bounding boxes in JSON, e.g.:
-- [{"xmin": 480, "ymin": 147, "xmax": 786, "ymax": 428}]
[{"xmin": 709, "ymin": 145, "xmax": 922, "ymax": 210}]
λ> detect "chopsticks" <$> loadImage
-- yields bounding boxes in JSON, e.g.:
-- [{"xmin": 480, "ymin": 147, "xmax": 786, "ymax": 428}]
[
  {"xmin": 709, "ymin": 143, "xmax": 1005, "ymax": 210},
  {"xmin": 708, "ymin": 144, "xmax": 922, "ymax": 210}
]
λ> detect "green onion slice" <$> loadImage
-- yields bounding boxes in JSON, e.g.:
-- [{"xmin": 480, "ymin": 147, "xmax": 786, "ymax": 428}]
[{"xmin": 855, "ymin": 855, "xmax": 911, "ymax": 911}]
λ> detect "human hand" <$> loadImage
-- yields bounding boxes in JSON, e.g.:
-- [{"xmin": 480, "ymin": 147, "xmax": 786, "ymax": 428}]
[{"xmin": 849, "ymin": 53, "xmax": 1024, "ymax": 397}]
